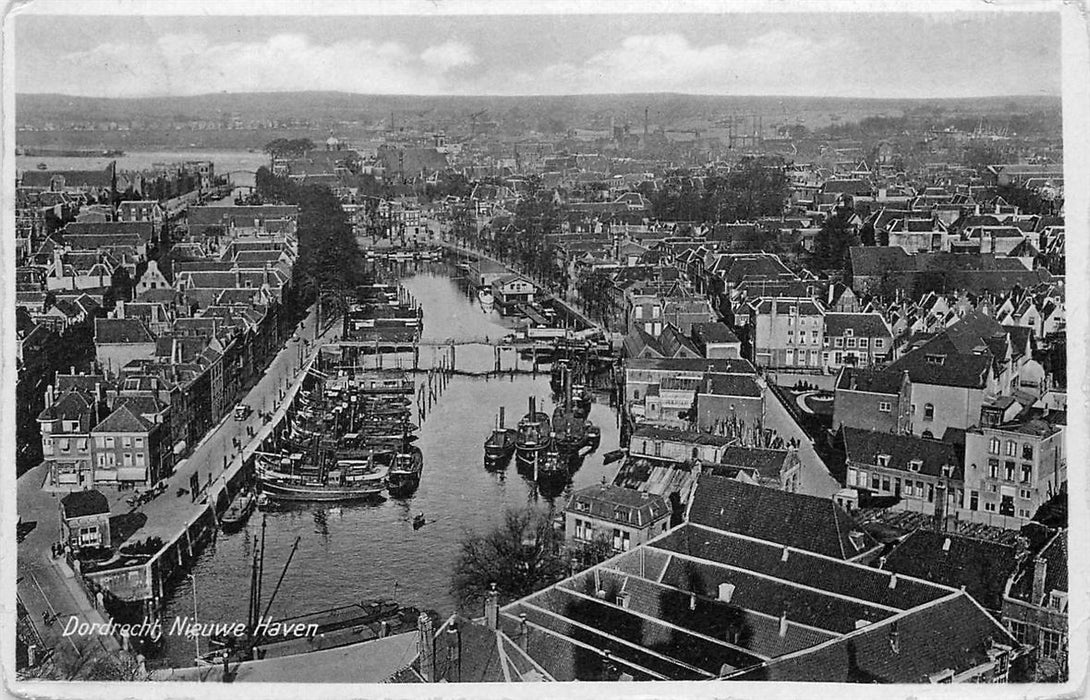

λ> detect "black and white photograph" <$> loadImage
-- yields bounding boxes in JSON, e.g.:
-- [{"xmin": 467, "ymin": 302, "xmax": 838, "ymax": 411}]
[{"xmin": 4, "ymin": 0, "xmax": 1086, "ymax": 694}]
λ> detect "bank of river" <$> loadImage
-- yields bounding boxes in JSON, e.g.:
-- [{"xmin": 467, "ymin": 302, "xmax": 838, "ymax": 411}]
[{"xmin": 156, "ymin": 266, "xmax": 620, "ymax": 667}]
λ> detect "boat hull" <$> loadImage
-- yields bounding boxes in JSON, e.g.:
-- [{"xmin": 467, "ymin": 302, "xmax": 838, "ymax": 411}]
[{"xmin": 259, "ymin": 481, "xmax": 385, "ymax": 502}]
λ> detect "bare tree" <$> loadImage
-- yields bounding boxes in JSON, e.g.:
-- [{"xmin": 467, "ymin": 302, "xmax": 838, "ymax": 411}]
[{"xmin": 451, "ymin": 508, "xmax": 567, "ymax": 610}]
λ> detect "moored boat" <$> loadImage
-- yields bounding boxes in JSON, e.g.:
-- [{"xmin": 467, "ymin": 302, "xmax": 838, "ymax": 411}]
[
  {"xmin": 256, "ymin": 454, "xmax": 388, "ymax": 503},
  {"xmin": 387, "ymin": 446, "xmax": 423, "ymax": 496},
  {"xmin": 221, "ymin": 489, "xmax": 256, "ymax": 532},
  {"xmin": 484, "ymin": 407, "xmax": 516, "ymax": 464},
  {"xmin": 515, "ymin": 397, "xmax": 553, "ymax": 473}
]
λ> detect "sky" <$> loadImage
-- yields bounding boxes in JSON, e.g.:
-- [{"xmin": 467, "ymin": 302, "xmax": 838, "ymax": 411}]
[{"xmin": 12, "ymin": 9, "xmax": 1062, "ymax": 99}]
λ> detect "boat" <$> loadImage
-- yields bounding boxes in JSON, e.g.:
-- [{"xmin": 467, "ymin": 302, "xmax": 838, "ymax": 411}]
[
  {"xmin": 515, "ymin": 397, "xmax": 554, "ymax": 473},
  {"xmin": 387, "ymin": 446, "xmax": 423, "ymax": 496},
  {"xmin": 478, "ymin": 287, "xmax": 494, "ymax": 305},
  {"xmin": 413, "ymin": 513, "xmax": 427, "ymax": 530},
  {"xmin": 584, "ymin": 424, "xmax": 602, "ymax": 452},
  {"xmin": 256, "ymin": 454, "xmax": 388, "ymax": 502},
  {"xmin": 221, "ymin": 489, "xmax": 256, "ymax": 532},
  {"xmin": 551, "ymin": 365, "xmax": 594, "ymax": 455},
  {"xmin": 484, "ymin": 407, "xmax": 517, "ymax": 464}
]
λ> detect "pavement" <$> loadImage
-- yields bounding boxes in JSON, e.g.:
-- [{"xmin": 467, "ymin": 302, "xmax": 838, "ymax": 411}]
[
  {"xmin": 15, "ymin": 303, "xmax": 339, "ymax": 678},
  {"xmin": 150, "ymin": 631, "xmax": 419, "ymax": 683}
]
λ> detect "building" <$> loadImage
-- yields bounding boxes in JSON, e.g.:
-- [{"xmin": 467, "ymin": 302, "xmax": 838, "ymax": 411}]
[
  {"xmin": 690, "ymin": 321, "xmax": 742, "ymax": 359},
  {"xmin": 841, "ymin": 427, "xmax": 963, "ymax": 517},
  {"xmin": 94, "ymin": 318, "xmax": 157, "ymax": 379},
  {"xmin": 38, "ymin": 383, "xmax": 104, "ymax": 489},
  {"xmin": 484, "ymin": 514, "xmax": 1025, "ymax": 681},
  {"xmin": 1003, "ymin": 529, "xmax": 1068, "ymax": 680},
  {"xmin": 821, "ymin": 312, "xmax": 893, "ymax": 371},
  {"xmin": 91, "ymin": 403, "xmax": 167, "ymax": 487},
  {"xmin": 491, "ymin": 273, "xmax": 538, "ymax": 308},
  {"xmin": 564, "ymin": 484, "xmax": 672, "ymax": 554},
  {"xmin": 746, "ymin": 296, "xmax": 825, "ymax": 369},
  {"xmin": 712, "ymin": 445, "xmax": 802, "ymax": 492},
  {"xmin": 962, "ymin": 409, "xmax": 1065, "ymax": 527},
  {"xmin": 879, "ymin": 530, "xmax": 1020, "ymax": 616},
  {"xmin": 693, "ymin": 373, "xmax": 765, "ymax": 433},
  {"xmin": 687, "ymin": 476, "xmax": 881, "ymax": 561},
  {"xmin": 60, "ymin": 489, "xmax": 111, "ymax": 552},
  {"xmin": 832, "ymin": 367, "xmax": 912, "ymax": 434}
]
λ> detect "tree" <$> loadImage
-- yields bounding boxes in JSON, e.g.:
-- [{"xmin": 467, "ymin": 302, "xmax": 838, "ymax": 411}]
[
  {"xmin": 812, "ymin": 206, "xmax": 860, "ymax": 271},
  {"xmin": 451, "ymin": 508, "xmax": 567, "ymax": 610}
]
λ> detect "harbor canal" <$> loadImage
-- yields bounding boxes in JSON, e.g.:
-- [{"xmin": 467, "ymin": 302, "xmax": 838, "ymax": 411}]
[{"xmin": 157, "ymin": 264, "xmax": 620, "ymax": 667}]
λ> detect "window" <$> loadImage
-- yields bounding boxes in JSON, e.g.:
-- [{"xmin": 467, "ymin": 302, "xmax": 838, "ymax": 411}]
[
  {"xmin": 1007, "ymin": 620, "xmax": 1032, "ymax": 645},
  {"xmin": 59, "ymin": 438, "xmax": 70, "ymax": 452},
  {"xmin": 985, "ymin": 502, "xmax": 997, "ymax": 512},
  {"xmin": 106, "ymin": 436, "xmax": 115, "ymax": 448},
  {"xmin": 790, "ymin": 305, "xmax": 797, "ymax": 316},
  {"xmin": 989, "ymin": 437, "xmax": 1001, "ymax": 454},
  {"xmin": 136, "ymin": 452, "xmax": 145, "ymax": 465},
  {"xmin": 927, "ymin": 483, "xmax": 934, "ymax": 502},
  {"xmin": 859, "ymin": 338, "xmax": 868, "ymax": 348},
  {"xmin": 1020, "ymin": 464, "xmax": 1032, "ymax": 483},
  {"xmin": 871, "ymin": 474, "xmax": 880, "ymax": 490},
  {"xmin": 122, "ymin": 453, "xmax": 133, "ymax": 466},
  {"xmin": 894, "ymin": 477, "xmax": 901, "ymax": 496},
  {"xmin": 135, "ymin": 437, "xmax": 144, "ymax": 447},
  {"xmin": 612, "ymin": 528, "xmax": 631, "ymax": 552},
  {"xmin": 908, "ymin": 459, "xmax": 922, "ymax": 473},
  {"xmin": 78, "ymin": 526, "xmax": 100, "ymax": 547},
  {"xmin": 988, "ymin": 459, "xmax": 1000, "ymax": 478},
  {"xmin": 847, "ymin": 467, "xmax": 858, "ymax": 485},
  {"xmin": 634, "ymin": 306, "xmax": 643, "ymax": 320},
  {"xmin": 122, "ymin": 436, "xmax": 132, "ymax": 448},
  {"xmin": 1005, "ymin": 440, "xmax": 1016, "ymax": 457},
  {"xmin": 811, "ymin": 330, "xmax": 819, "ymax": 340},
  {"xmin": 1019, "ymin": 488, "xmax": 1032, "ymax": 500},
  {"xmin": 877, "ymin": 454, "xmax": 890, "ymax": 467},
  {"xmin": 846, "ymin": 337, "xmax": 857, "ymax": 348},
  {"xmin": 874, "ymin": 338, "xmax": 884, "ymax": 348},
  {"xmin": 970, "ymin": 490, "xmax": 979, "ymax": 511},
  {"xmin": 881, "ymin": 476, "xmax": 891, "ymax": 492},
  {"xmin": 923, "ymin": 403, "xmax": 934, "ymax": 421},
  {"xmin": 1041, "ymin": 630, "xmax": 1064, "ymax": 660},
  {"xmin": 651, "ymin": 306, "xmax": 661, "ymax": 319},
  {"xmin": 1022, "ymin": 443, "xmax": 1034, "ymax": 461},
  {"xmin": 845, "ymin": 328, "xmax": 854, "ymax": 337},
  {"xmin": 834, "ymin": 337, "xmax": 844, "ymax": 348},
  {"xmin": 878, "ymin": 401, "xmax": 891, "ymax": 413},
  {"xmin": 834, "ymin": 351, "xmax": 842, "ymax": 364},
  {"xmin": 1005, "ymin": 461, "xmax": 1016, "ymax": 481}
]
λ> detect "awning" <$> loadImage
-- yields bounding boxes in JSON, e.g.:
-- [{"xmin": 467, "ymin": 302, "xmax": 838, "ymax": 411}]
[{"xmin": 117, "ymin": 467, "xmax": 148, "ymax": 482}]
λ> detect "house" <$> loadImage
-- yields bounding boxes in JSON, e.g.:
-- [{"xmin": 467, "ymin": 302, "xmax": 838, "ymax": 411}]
[
  {"xmin": 832, "ymin": 367, "xmax": 912, "ymax": 434},
  {"xmin": 1003, "ymin": 529, "xmax": 1068, "ymax": 680},
  {"xmin": 841, "ymin": 427, "xmax": 963, "ymax": 517},
  {"xmin": 687, "ymin": 476, "xmax": 881, "ymax": 561},
  {"xmin": 60, "ymin": 490, "xmax": 111, "ymax": 553},
  {"xmin": 623, "ymin": 357, "xmax": 756, "ymax": 407},
  {"xmin": 38, "ymin": 380, "xmax": 109, "ymax": 489},
  {"xmin": 91, "ymin": 403, "xmax": 167, "ymax": 487},
  {"xmin": 116, "ymin": 200, "xmax": 165, "ymax": 225},
  {"xmin": 491, "ymin": 273, "xmax": 537, "ymax": 308},
  {"xmin": 135, "ymin": 259, "xmax": 171, "ymax": 297},
  {"xmin": 962, "ymin": 408, "xmax": 1065, "ymax": 528},
  {"xmin": 628, "ymin": 425, "xmax": 739, "ymax": 465},
  {"xmin": 565, "ymin": 484, "xmax": 672, "ymax": 553},
  {"xmin": 879, "ymin": 530, "xmax": 1020, "ymax": 616},
  {"xmin": 693, "ymin": 372, "xmax": 765, "ymax": 433},
  {"xmin": 887, "ymin": 216, "xmax": 949, "ymax": 253},
  {"xmin": 822, "ymin": 312, "xmax": 893, "ymax": 371},
  {"xmin": 746, "ymin": 296, "xmax": 825, "ymax": 369},
  {"xmin": 95, "ymin": 318, "xmax": 157, "ymax": 378},
  {"xmin": 690, "ymin": 321, "xmax": 742, "ymax": 359},
  {"xmin": 711, "ymin": 445, "xmax": 802, "ymax": 492}
]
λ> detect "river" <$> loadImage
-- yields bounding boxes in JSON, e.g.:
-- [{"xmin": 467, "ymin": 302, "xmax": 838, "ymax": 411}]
[{"xmin": 156, "ymin": 265, "xmax": 620, "ymax": 667}]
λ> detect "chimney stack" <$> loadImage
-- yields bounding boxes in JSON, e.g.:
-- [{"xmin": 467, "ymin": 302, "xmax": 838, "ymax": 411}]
[
  {"xmin": 1032, "ymin": 556, "xmax": 1048, "ymax": 605},
  {"xmin": 417, "ymin": 612, "xmax": 435, "ymax": 682},
  {"xmin": 484, "ymin": 583, "xmax": 499, "ymax": 630},
  {"xmin": 778, "ymin": 611, "xmax": 788, "ymax": 638},
  {"xmin": 888, "ymin": 622, "xmax": 900, "ymax": 653}
]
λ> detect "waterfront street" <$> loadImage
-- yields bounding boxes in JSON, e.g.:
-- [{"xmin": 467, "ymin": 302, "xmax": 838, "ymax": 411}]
[{"xmin": 15, "ymin": 303, "xmax": 335, "ymax": 677}]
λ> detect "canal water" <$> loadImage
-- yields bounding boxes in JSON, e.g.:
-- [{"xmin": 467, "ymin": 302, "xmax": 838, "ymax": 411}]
[{"xmin": 157, "ymin": 264, "xmax": 620, "ymax": 667}]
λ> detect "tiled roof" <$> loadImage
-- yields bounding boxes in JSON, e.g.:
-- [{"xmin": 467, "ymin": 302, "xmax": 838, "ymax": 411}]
[
  {"xmin": 92, "ymin": 404, "xmax": 152, "ymax": 434},
  {"xmin": 691, "ymin": 321, "xmax": 739, "ymax": 345},
  {"xmin": 625, "ymin": 357, "xmax": 756, "ymax": 374},
  {"xmin": 835, "ymin": 366, "xmax": 905, "ymax": 395},
  {"xmin": 824, "ymin": 312, "xmax": 892, "ymax": 338},
  {"xmin": 565, "ymin": 484, "xmax": 670, "ymax": 527},
  {"xmin": 727, "ymin": 593, "xmax": 1019, "ymax": 682},
  {"xmin": 881, "ymin": 530, "xmax": 1018, "ymax": 612},
  {"xmin": 65, "ymin": 221, "xmax": 153, "ymax": 242},
  {"xmin": 631, "ymin": 425, "xmax": 738, "ymax": 448},
  {"xmin": 1008, "ymin": 529, "xmax": 1067, "ymax": 604},
  {"xmin": 701, "ymin": 373, "xmax": 762, "ymax": 398},
  {"xmin": 715, "ymin": 446, "xmax": 789, "ymax": 480},
  {"xmin": 686, "ymin": 477, "xmax": 878, "ymax": 560},
  {"xmin": 95, "ymin": 318, "xmax": 154, "ymax": 344},
  {"xmin": 61, "ymin": 489, "xmax": 109, "ymax": 518},
  {"xmin": 842, "ymin": 427, "xmax": 963, "ymax": 480}
]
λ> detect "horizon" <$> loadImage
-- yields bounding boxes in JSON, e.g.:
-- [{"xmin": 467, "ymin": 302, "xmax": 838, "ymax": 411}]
[{"xmin": 14, "ymin": 11, "xmax": 1061, "ymax": 100}]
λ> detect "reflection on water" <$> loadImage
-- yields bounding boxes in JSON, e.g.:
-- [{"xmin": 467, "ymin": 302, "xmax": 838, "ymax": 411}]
[{"xmin": 158, "ymin": 266, "xmax": 619, "ymax": 667}]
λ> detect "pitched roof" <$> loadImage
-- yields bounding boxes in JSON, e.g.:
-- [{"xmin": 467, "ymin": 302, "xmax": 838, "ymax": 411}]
[
  {"xmin": 823, "ymin": 312, "xmax": 892, "ymax": 338},
  {"xmin": 835, "ymin": 366, "xmax": 905, "ymax": 395},
  {"xmin": 92, "ymin": 404, "xmax": 152, "ymax": 433},
  {"xmin": 61, "ymin": 489, "xmax": 110, "ymax": 518},
  {"xmin": 881, "ymin": 530, "xmax": 1019, "ymax": 612},
  {"xmin": 691, "ymin": 321, "xmax": 740, "ymax": 345},
  {"xmin": 701, "ymin": 373, "xmax": 763, "ymax": 398},
  {"xmin": 1007, "ymin": 529, "xmax": 1067, "ymax": 604},
  {"xmin": 842, "ymin": 427, "xmax": 963, "ymax": 480},
  {"xmin": 95, "ymin": 318, "xmax": 154, "ymax": 344},
  {"xmin": 687, "ymin": 477, "xmax": 878, "ymax": 560},
  {"xmin": 715, "ymin": 446, "xmax": 789, "ymax": 481}
]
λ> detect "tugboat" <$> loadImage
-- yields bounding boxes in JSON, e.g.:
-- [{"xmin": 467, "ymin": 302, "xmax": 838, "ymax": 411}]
[
  {"xmin": 552, "ymin": 365, "xmax": 596, "ymax": 456},
  {"xmin": 387, "ymin": 445, "xmax": 423, "ymax": 496},
  {"xmin": 256, "ymin": 453, "xmax": 388, "ymax": 502},
  {"xmin": 515, "ymin": 397, "xmax": 553, "ymax": 474},
  {"xmin": 221, "ymin": 488, "xmax": 256, "ymax": 532},
  {"xmin": 484, "ymin": 407, "xmax": 517, "ymax": 465}
]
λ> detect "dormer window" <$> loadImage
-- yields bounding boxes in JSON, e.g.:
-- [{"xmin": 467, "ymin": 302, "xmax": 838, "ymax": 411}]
[
  {"xmin": 844, "ymin": 328, "xmax": 854, "ymax": 337},
  {"xmin": 908, "ymin": 459, "xmax": 922, "ymax": 473},
  {"xmin": 925, "ymin": 354, "xmax": 945, "ymax": 365},
  {"xmin": 1049, "ymin": 591, "xmax": 1067, "ymax": 612},
  {"xmin": 877, "ymin": 454, "xmax": 891, "ymax": 468}
]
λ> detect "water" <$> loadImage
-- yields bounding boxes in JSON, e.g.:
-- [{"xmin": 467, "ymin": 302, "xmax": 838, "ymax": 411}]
[
  {"xmin": 16, "ymin": 150, "xmax": 268, "ymax": 186},
  {"xmin": 157, "ymin": 266, "xmax": 620, "ymax": 667}
]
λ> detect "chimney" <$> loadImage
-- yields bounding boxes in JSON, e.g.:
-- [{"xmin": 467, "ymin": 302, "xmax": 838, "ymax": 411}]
[
  {"xmin": 518, "ymin": 613, "xmax": 528, "ymax": 651},
  {"xmin": 888, "ymin": 573, "xmax": 898, "ymax": 590},
  {"xmin": 689, "ymin": 592, "xmax": 697, "ymax": 611},
  {"xmin": 780, "ymin": 545, "xmax": 790, "ymax": 562},
  {"xmin": 445, "ymin": 622, "xmax": 461, "ymax": 683},
  {"xmin": 778, "ymin": 611, "xmax": 788, "ymax": 638},
  {"xmin": 498, "ymin": 406, "xmax": 505, "ymax": 429},
  {"xmin": 717, "ymin": 582, "xmax": 736, "ymax": 603},
  {"xmin": 942, "ymin": 537, "xmax": 951, "ymax": 552},
  {"xmin": 484, "ymin": 583, "xmax": 499, "ymax": 630},
  {"xmin": 888, "ymin": 621, "xmax": 900, "ymax": 654},
  {"xmin": 1032, "ymin": 556, "xmax": 1048, "ymax": 605},
  {"xmin": 115, "ymin": 300, "xmax": 125, "ymax": 319},
  {"xmin": 417, "ymin": 612, "xmax": 435, "ymax": 682}
]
